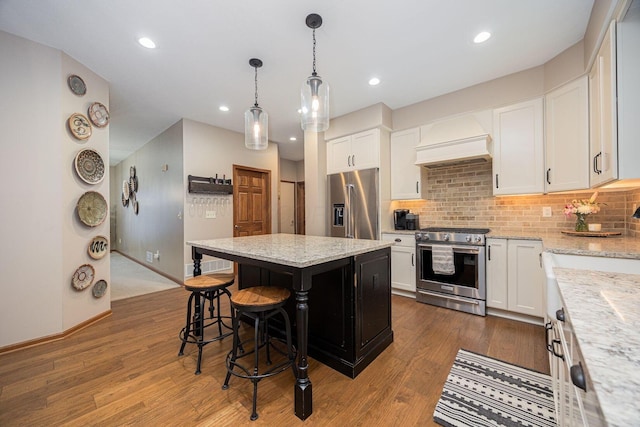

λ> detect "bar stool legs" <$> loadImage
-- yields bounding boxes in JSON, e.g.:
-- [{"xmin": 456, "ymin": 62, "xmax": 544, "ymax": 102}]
[
  {"xmin": 222, "ymin": 287, "xmax": 296, "ymax": 421},
  {"xmin": 178, "ymin": 274, "xmax": 234, "ymax": 375}
]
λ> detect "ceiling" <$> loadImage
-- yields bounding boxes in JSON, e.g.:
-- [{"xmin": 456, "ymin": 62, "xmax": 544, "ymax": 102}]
[{"xmin": 0, "ymin": 0, "xmax": 594, "ymax": 165}]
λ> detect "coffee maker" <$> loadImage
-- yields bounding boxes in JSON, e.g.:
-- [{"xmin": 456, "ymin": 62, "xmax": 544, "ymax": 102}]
[{"xmin": 393, "ymin": 209, "xmax": 410, "ymax": 230}]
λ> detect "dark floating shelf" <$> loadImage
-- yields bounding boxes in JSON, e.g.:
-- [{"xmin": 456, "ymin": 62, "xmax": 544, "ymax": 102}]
[{"xmin": 188, "ymin": 174, "xmax": 233, "ymax": 195}]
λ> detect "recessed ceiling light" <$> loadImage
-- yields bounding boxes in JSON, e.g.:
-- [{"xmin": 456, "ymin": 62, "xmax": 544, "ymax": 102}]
[
  {"xmin": 138, "ymin": 37, "xmax": 156, "ymax": 49},
  {"xmin": 473, "ymin": 31, "xmax": 491, "ymax": 44},
  {"xmin": 369, "ymin": 77, "xmax": 380, "ymax": 86},
  {"xmin": 289, "ymin": 137, "xmax": 297, "ymax": 141},
  {"xmin": 297, "ymin": 109, "xmax": 302, "ymax": 114},
  {"xmin": 219, "ymin": 105, "xmax": 230, "ymax": 112}
]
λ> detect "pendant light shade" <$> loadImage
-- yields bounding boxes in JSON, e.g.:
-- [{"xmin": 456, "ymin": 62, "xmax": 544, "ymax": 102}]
[
  {"xmin": 301, "ymin": 13, "xmax": 330, "ymax": 132},
  {"xmin": 245, "ymin": 58, "xmax": 268, "ymax": 150}
]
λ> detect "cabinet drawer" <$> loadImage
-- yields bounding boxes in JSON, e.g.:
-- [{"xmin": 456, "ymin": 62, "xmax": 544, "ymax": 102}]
[{"xmin": 382, "ymin": 233, "xmax": 415, "ymax": 247}]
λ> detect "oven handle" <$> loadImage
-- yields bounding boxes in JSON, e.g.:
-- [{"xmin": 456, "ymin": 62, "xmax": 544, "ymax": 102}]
[
  {"xmin": 417, "ymin": 289, "xmax": 480, "ymax": 305},
  {"xmin": 416, "ymin": 244, "xmax": 480, "ymax": 255}
]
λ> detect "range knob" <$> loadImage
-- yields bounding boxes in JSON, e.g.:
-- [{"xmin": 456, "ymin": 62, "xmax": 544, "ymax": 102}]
[
  {"xmin": 443, "ymin": 234, "xmax": 450, "ymax": 241},
  {"xmin": 475, "ymin": 236, "xmax": 483, "ymax": 243},
  {"xmin": 465, "ymin": 235, "xmax": 472, "ymax": 243}
]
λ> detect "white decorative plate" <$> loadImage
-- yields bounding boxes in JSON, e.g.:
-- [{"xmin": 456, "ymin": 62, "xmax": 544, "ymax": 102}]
[
  {"xmin": 122, "ymin": 180, "xmax": 130, "ymax": 200},
  {"xmin": 68, "ymin": 113, "xmax": 92, "ymax": 140},
  {"xmin": 88, "ymin": 235, "xmax": 108, "ymax": 260},
  {"xmin": 92, "ymin": 280, "xmax": 108, "ymax": 298},
  {"xmin": 77, "ymin": 191, "xmax": 108, "ymax": 227},
  {"xmin": 74, "ymin": 149, "xmax": 105, "ymax": 184},
  {"xmin": 88, "ymin": 102, "xmax": 110, "ymax": 128},
  {"xmin": 72, "ymin": 264, "xmax": 95, "ymax": 290}
]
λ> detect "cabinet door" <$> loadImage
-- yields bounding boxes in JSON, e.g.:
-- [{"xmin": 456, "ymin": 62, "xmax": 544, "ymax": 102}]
[
  {"xmin": 390, "ymin": 246, "xmax": 416, "ymax": 293},
  {"xmin": 355, "ymin": 249, "xmax": 391, "ymax": 357},
  {"xmin": 589, "ymin": 20, "xmax": 618, "ymax": 187},
  {"xmin": 486, "ymin": 238, "xmax": 508, "ymax": 310},
  {"xmin": 350, "ymin": 129, "xmax": 380, "ymax": 171},
  {"xmin": 545, "ymin": 76, "xmax": 589, "ymax": 192},
  {"xmin": 327, "ymin": 136, "xmax": 353, "ymax": 174},
  {"xmin": 507, "ymin": 240, "xmax": 544, "ymax": 317},
  {"xmin": 391, "ymin": 128, "xmax": 426, "ymax": 200},
  {"xmin": 493, "ymin": 98, "xmax": 544, "ymax": 195}
]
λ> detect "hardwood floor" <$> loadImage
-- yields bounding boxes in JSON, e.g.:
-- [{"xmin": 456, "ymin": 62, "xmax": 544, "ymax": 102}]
[{"xmin": 0, "ymin": 286, "xmax": 549, "ymax": 426}]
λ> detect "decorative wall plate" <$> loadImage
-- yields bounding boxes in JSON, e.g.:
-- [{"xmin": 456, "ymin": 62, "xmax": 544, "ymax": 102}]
[
  {"xmin": 88, "ymin": 102, "xmax": 110, "ymax": 128},
  {"xmin": 88, "ymin": 235, "xmax": 109, "ymax": 260},
  {"xmin": 68, "ymin": 113, "xmax": 92, "ymax": 140},
  {"xmin": 74, "ymin": 149, "xmax": 105, "ymax": 184},
  {"xmin": 121, "ymin": 192, "xmax": 129, "ymax": 207},
  {"xmin": 77, "ymin": 191, "xmax": 108, "ymax": 227},
  {"xmin": 68, "ymin": 74, "xmax": 86, "ymax": 96},
  {"xmin": 133, "ymin": 199, "xmax": 139, "ymax": 215},
  {"xmin": 122, "ymin": 180, "xmax": 130, "ymax": 200},
  {"xmin": 130, "ymin": 166, "xmax": 136, "ymax": 178},
  {"xmin": 72, "ymin": 264, "xmax": 95, "ymax": 290},
  {"xmin": 92, "ymin": 280, "xmax": 108, "ymax": 298},
  {"xmin": 129, "ymin": 175, "xmax": 138, "ymax": 193}
]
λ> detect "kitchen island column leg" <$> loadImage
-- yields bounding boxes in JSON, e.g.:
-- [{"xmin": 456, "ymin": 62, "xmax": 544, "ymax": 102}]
[{"xmin": 294, "ymin": 289, "xmax": 312, "ymax": 420}]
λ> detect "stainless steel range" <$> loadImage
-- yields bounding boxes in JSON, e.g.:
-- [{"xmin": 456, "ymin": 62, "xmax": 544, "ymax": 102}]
[{"xmin": 415, "ymin": 227, "xmax": 490, "ymax": 316}]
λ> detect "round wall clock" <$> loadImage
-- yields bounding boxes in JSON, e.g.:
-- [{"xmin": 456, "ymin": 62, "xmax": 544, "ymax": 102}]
[{"xmin": 68, "ymin": 113, "xmax": 92, "ymax": 140}]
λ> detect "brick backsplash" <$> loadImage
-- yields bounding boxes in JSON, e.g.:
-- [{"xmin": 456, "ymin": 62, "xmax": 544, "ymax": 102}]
[{"xmin": 392, "ymin": 161, "xmax": 640, "ymax": 236}]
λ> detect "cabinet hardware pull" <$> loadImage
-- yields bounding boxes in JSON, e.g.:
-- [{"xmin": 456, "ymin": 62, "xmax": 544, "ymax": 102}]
[
  {"xmin": 545, "ymin": 322, "xmax": 553, "ymax": 353},
  {"xmin": 546, "ymin": 168, "xmax": 551, "ymax": 184},
  {"xmin": 352, "ymin": 154, "xmax": 355, "ymax": 167},
  {"xmin": 495, "ymin": 174, "xmax": 499, "ymax": 189},
  {"xmin": 551, "ymin": 339, "xmax": 565, "ymax": 361},
  {"xmin": 394, "ymin": 238, "xmax": 401, "ymax": 243},
  {"xmin": 556, "ymin": 308, "xmax": 565, "ymax": 322},
  {"xmin": 571, "ymin": 362, "xmax": 587, "ymax": 391},
  {"xmin": 593, "ymin": 154, "xmax": 598, "ymax": 174},
  {"xmin": 539, "ymin": 253, "xmax": 542, "ymax": 268},
  {"xmin": 348, "ymin": 155, "xmax": 351, "ymax": 167},
  {"xmin": 488, "ymin": 245, "xmax": 491, "ymax": 260},
  {"xmin": 411, "ymin": 253, "xmax": 414, "ymax": 267},
  {"xmin": 416, "ymin": 181, "xmax": 419, "ymax": 193}
]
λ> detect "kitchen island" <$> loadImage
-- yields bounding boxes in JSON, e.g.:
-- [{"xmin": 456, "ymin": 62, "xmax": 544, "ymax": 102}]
[{"xmin": 187, "ymin": 234, "xmax": 394, "ymax": 421}]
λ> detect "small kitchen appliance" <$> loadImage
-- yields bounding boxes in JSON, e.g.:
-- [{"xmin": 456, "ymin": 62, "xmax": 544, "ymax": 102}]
[
  {"xmin": 393, "ymin": 209, "xmax": 410, "ymax": 230},
  {"xmin": 415, "ymin": 227, "xmax": 490, "ymax": 316},
  {"xmin": 406, "ymin": 213, "xmax": 419, "ymax": 230}
]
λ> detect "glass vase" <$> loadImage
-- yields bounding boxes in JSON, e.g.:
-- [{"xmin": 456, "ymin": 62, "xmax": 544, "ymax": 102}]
[{"xmin": 575, "ymin": 213, "xmax": 588, "ymax": 232}]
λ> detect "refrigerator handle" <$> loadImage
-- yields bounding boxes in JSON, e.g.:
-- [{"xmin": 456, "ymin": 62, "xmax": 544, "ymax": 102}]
[{"xmin": 345, "ymin": 184, "xmax": 355, "ymax": 238}]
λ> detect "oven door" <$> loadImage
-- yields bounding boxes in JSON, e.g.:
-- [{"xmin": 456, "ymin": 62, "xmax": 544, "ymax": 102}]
[{"xmin": 416, "ymin": 244, "xmax": 486, "ymax": 300}]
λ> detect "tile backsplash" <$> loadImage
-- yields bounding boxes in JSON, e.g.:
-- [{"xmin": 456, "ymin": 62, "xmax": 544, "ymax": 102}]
[{"xmin": 393, "ymin": 161, "xmax": 640, "ymax": 237}]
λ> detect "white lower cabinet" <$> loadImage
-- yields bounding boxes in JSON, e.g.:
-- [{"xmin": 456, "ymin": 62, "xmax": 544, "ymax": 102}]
[
  {"xmin": 486, "ymin": 238, "xmax": 544, "ymax": 318},
  {"xmin": 382, "ymin": 233, "xmax": 416, "ymax": 296}
]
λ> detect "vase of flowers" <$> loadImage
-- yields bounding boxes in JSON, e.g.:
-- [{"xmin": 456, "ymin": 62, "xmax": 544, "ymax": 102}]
[{"xmin": 564, "ymin": 192, "xmax": 602, "ymax": 232}]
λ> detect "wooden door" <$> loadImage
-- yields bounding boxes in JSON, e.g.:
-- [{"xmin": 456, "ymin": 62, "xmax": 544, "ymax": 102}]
[
  {"xmin": 296, "ymin": 182, "xmax": 305, "ymax": 235},
  {"xmin": 280, "ymin": 181, "xmax": 295, "ymax": 234},
  {"xmin": 233, "ymin": 165, "xmax": 271, "ymax": 237}
]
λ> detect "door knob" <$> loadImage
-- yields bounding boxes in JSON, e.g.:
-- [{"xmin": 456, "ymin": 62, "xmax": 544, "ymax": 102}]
[{"xmin": 234, "ymin": 225, "xmax": 239, "ymax": 229}]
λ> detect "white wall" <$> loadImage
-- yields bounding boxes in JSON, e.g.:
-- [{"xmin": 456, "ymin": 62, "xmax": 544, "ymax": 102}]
[
  {"xmin": 182, "ymin": 119, "xmax": 279, "ymax": 272},
  {"xmin": 0, "ymin": 31, "xmax": 110, "ymax": 348},
  {"xmin": 114, "ymin": 120, "xmax": 184, "ymax": 280}
]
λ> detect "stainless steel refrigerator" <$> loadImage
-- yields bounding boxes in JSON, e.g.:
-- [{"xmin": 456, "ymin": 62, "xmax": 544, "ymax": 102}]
[{"xmin": 328, "ymin": 168, "xmax": 379, "ymax": 240}]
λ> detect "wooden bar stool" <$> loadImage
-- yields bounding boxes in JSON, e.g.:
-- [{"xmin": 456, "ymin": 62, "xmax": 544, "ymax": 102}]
[
  {"xmin": 223, "ymin": 286, "xmax": 296, "ymax": 421},
  {"xmin": 178, "ymin": 272, "xmax": 235, "ymax": 374}
]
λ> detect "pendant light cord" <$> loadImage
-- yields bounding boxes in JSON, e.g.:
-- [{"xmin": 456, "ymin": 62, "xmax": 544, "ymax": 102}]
[
  {"xmin": 254, "ymin": 66, "xmax": 259, "ymax": 108},
  {"xmin": 312, "ymin": 28, "xmax": 317, "ymax": 76}
]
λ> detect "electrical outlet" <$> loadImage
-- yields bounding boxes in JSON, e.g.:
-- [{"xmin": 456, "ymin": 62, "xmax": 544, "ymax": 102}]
[
  {"xmin": 542, "ymin": 207, "xmax": 552, "ymax": 217},
  {"xmin": 205, "ymin": 210, "xmax": 216, "ymax": 219},
  {"xmin": 146, "ymin": 251, "xmax": 153, "ymax": 263}
]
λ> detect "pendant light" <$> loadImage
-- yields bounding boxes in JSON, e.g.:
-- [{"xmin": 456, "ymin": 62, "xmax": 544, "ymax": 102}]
[
  {"xmin": 245, "ymin": 58, "xmax": 268, "ymax": 150},
  {"xmin": 301, "ymin": 13, "xmax": 330, "ymax": 132}
]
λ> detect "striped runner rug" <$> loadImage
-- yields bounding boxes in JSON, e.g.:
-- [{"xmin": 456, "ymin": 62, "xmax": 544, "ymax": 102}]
[{"xmin": 433, "ymin": 349, "xmax": 556, "ymax": 427}]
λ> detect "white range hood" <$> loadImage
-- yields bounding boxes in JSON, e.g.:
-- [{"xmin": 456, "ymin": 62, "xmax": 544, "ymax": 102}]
[{"xmin": 415, "ymin": 110, "xmax": 493, "ymax": 167}]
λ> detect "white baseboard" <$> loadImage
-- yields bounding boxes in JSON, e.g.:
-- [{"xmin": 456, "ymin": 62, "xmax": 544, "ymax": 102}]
[
  {"xmin": 391, "ymin": 288, "xmax": 416, "ymax": 299},
  {"xmin": 486, "ymin": 308, "xmax": 544, "ymax": 326}
]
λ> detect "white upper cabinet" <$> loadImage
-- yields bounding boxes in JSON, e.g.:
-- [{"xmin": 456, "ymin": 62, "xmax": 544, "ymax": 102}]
[
  {"xmin": 390, "ymin": 128, "xmax": 426, "ymax": 200},
  {"xmin": 492, "ymin": 98, "xmax": 544, "ymax": 195},
  {"xmin": 327, "ymin": 128, "xmax": 380, "ymax": 174},
  {"xmin": 589, "ymin": 20, "xmax": 618, "ymax": 187},
  {"xmin": 545, "ymin": 76, "xmax": 589, "ymax": 193}
]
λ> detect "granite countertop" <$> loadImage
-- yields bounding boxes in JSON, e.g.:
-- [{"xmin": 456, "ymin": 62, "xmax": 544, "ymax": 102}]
[
  {"xmin": 553, "ymin": 267, "xmax": 640, "ymax": 427},
  {"xmin": 488, "ymin": 230, "xmax": 640, "ymax": 259},
  {"xmin": 188, "ymin": 234, "xmax": 393, "ymax": 268}
]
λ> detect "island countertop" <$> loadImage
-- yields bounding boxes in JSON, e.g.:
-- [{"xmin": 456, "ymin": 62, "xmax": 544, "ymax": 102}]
[
  {"xmin": 187, "ymin": 234, "xmax": 393, "ymax": 268},
  {"xmin": 553, "ymin": 267, "xmax": 640, "ymax": 427}
]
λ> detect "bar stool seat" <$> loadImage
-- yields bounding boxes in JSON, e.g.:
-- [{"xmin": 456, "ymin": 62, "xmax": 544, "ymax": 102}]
[
  {"xmin": 223, "ymin": 286, "xmax": 296, "ymax": 421},
  {"xmin": 178, "ymin": 272, "xmax": 235, "ymax": 374}
]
